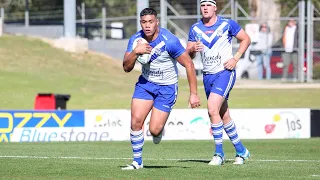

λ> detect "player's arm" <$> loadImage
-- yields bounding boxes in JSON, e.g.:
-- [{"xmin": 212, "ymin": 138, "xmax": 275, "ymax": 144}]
[
  {"xmin": 233, "ymin": 29, "xmax": 251, "ymax": 62},
  {"xmin": 186, "ymin": 41, "xmax": 197, "ymax": 59},
  {"xmin": 168, "ymin": 36, "xmax": 200, "ymax": 108},
  {"xmin": 176, "ymin": 52, "xmax": 198, "ymax": 96},
  {"xmin": 228, "ymin": 19, "xmax": 251, "ymax": 62},
  {"xmin": 123, "ymin": 51, "xmax": 139, "ymax": 73},
  {"xmin": 123, "ymin": 40, "xmax": 151, "ymax": 73},
  {"xmin": 186, "ymin": 28, "xmax": 202, "ymax": 59}
]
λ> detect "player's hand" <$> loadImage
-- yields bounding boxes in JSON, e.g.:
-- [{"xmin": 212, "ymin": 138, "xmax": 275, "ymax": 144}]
[
  {"xmin": 193, "ymin": 41, "xmax": 203, "ymax": 52},
  {"xmin": 134, "ymin": 40, "xmax": 152, "ymax": 55},
  {"xmin": 189, "ymin": 93, "xmax": 201, "ymax": 109},
  {"xmin": 223, "ymin": 58, "xmax": 237, "ymax": 70}
]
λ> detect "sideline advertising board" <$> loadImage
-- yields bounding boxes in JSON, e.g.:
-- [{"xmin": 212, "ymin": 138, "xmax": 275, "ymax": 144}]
[
  {"xmin": 0, "ymin": 110, "xmax": 85, "ymax": 142},
  {"xmin": 84, "ymin": 110, "xmax": 131, "ymax": 128},
  {"xmin": 1, "ymin": 109, "xmax": 311, "ymax": 142},
  {"xmin": 142, "ymin": 109, "xmax": 311, "ymax": 140},
  {"xmin": 11, "ymin": 127, "xmax": 127, "ymax": 142},
  {"xmin": 84, "ymin": 110, "xmax": 131, "ymax": 141}
]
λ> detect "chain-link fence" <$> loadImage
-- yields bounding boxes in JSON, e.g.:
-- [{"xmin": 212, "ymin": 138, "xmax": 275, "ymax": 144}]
[{"xmin": 1, "ymin": 0, "xmax": 320, "ymax": 81}]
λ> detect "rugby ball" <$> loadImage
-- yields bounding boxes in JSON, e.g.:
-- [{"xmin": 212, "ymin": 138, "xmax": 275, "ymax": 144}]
[{"xmin": 132, "ymin": 38, "xmax": 151, "ymax": 65}]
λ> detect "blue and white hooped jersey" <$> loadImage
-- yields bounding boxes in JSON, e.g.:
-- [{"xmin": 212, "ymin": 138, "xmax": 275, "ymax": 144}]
[
  {"xmin": 126, "ymin": 28, "xmax": 185, "ymax": 85},
  {"xmin": 188, "ymin": 16, "xmax": 241, "ymax": 74}
]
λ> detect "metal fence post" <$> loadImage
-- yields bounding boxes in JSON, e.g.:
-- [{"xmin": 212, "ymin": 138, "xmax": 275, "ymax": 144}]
[
  {"xmin": 64, "ymin": 0, "xmax": 76, "ymax": 38},
  {"xmin": 102, "ymin": 0, "xmax": 106, "ymax": 40},
  {"xmin": 160, "ymin": 0, "xmax": 167, "ymax": 29},
  {"xmin": 307, "ymin": 0, "xmax": 314, "ymax": 82},
  {"xmin": 0, "ymin": 8, "xmax": 4, "ymax": 20},
  {"xmin": 231, "ymin": 0, "xmax": 235, "ymax": 21},
  {"xmin": 25, "ymin": 0, "xmax": 29, "ymax": 27},
  {"xmin": 0, "ymin": 8, "xmax": 4, "ymax": 37},
  {"xmin": 81, "ymin": 2, "xmax": 85, "ymax": 37},
  {"xmin": 197, "ymin": 0, "xmax": 200, "ymax": 21},
  {"xmin": 136, "ymin": 0, "xmax": 149, "ymax": 31},
  {"xmin": 0, "ymin": 17, "xmax": 2, "ymax": 37},
  {"xmin": 298, "ymin": 0, "xmax": 305, "ymax": 82}
]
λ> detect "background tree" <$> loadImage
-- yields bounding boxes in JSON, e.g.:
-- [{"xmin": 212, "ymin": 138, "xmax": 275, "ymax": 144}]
[
  {"xmin": 2, "ymin": 0, "xmax": 320, "ymax": 41},
  {"xmin": 0, "ymin": 0, "xmax": 11, "ymax": 8}
]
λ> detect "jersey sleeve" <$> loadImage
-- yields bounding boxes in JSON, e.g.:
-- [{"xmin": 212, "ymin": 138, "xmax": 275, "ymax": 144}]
[
  {"xmin": 166, "ymin": 36, "xmax": 186, "ymax": 59},
  {"xmin": 126, "ymin": 35, "xmax": 136, "ymax": 52},
  {"xmin": 188, "ymin": 27, "xmax": 197, "ymax": 42},
  {"xmin": 228, "ymin": 19, "xmax": 241, "ymax": 37}
]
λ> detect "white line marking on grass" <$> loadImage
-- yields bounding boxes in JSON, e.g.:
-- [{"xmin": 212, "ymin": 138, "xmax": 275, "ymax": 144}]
[
  {"xmin": 0, "ymin": 156, "xmax": 320, "ymax": 163},
  {"xmin": 0, "ymin": 156, "xmax": 132, "ymax": 160},
  {"xmin": 254, "ymin": 159, "xmax": 320, "ymax": 162},
  {"xmin": 311, "ymin": 175, "xmax": 320, "ymax": 177}
]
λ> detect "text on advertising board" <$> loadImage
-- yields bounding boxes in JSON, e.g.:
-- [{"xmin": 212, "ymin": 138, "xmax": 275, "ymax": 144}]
[{"xmin": 0, "ymin": 111, "xmax": 85, "ymax": 142}]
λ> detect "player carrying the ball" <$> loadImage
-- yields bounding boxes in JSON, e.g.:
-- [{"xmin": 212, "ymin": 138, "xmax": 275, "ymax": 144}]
[{"xmin": 122, "ymin": 7, "xmax": 201, "ymax": 170}]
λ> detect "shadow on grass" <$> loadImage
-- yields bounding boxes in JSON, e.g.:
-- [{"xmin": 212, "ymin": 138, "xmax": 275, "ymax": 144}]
[
  {"xmin": 144, "ymin": 165, "xmax": 190, "ymax": 169},
  {"xmin": 178, "ymin": 159, "xmax": 234, "ymax": 164},
  {"xmin": 119, "ymin": 165, "xmax": 190, "ymax": 169}
]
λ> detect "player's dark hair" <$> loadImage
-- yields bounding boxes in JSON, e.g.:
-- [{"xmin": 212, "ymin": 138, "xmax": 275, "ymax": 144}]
[{"xmin": 140, "ymin": 8, "xmax": 157, "ymax": 17}]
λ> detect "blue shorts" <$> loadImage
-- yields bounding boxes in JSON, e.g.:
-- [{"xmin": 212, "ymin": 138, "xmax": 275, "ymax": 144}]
[
  {"xmin": 132, "ymin": 76, "xmax": 178, "ymax": 113},
  {"xmin": 203, "ymin": 70, "xmax": 236, "ymax": 100}
]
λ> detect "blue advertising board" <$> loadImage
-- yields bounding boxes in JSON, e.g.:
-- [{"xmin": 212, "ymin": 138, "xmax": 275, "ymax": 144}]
[{"xmin": 0, "ymin": 110, "xmax": 85, "ymax": 142}]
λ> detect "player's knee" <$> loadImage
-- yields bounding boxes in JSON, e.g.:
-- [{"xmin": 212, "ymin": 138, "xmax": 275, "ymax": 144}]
[
  {"xmin": 149, "ymin": 126, "xmax": 163, "ymax": 136},
  {"xmin": 222, "ymin": 115, "xmax": 231, "ymax": 122},
  {"xmin": 131, "ymin": 116, "xmax": 144, "ymax": 131},
  {"xmin": 208, "ymin": 108, "xmax": 220, "ymax": 117},
  {"xmin": 131, "ymin": 122, "xmax": 143, "ymax": 131}
]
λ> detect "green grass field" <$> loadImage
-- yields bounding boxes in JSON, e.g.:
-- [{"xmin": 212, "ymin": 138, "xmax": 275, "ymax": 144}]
[
  {"xmin": 0, "ymin": 35, "xmax": 319, "ymax": 109},
  {"xmin": 0, "ymin": 139, "xmax": 320, "ymax": 180}
]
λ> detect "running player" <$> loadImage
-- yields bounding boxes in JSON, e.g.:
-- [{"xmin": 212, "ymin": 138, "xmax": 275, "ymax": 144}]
[
  {"xmin": 187, "ymin": 0, "xmax": 251, "ymax": 165},
  {"xmin": 122, "ymin": 7, "xmax": 200, "ymax": 170}
]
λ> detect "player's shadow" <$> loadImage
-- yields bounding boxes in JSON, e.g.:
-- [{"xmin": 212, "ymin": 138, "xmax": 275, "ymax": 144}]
[
  {"xmin": 144, "ymin": 165, "xmax": 190, "ymax": 169},
  {"xmin": 119, "ymin": 165, "xmax": 190, "ymax": 169},
  {"xmin": 178, "ymin": 159, "xmax": 233, "ymax": 164}
]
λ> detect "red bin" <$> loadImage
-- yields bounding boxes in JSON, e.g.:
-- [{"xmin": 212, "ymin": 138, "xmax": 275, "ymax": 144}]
[{"xmin": 34, "ymin": 93, "xmax": 56, "ymax": 110}]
